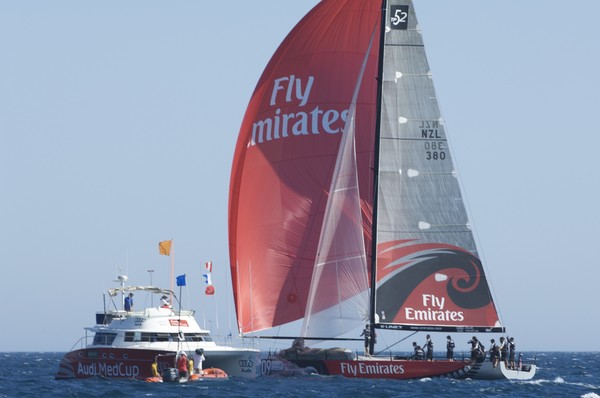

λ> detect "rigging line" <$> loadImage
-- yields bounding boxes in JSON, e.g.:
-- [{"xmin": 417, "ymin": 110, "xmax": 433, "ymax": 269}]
[
  {"xmin": 409, "ymin": 0, "xmax": 506, "ymax": 327},
  {"xmin": 374, "ymin": 331, "xmax": 418, "ymax": 356},
  {"xmin": 438, "ymin": 106, "xmax": 506, "ymax": 326}
]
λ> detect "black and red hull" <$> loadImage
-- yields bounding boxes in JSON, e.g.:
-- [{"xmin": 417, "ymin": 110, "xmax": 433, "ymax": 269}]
[{"xmin": 262, "ymin": 357, "xmax": 471, "ymax": 379}]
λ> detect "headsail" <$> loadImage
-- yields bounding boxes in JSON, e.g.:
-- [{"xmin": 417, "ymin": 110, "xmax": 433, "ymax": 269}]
[
  {"xmin": 228, "ymin": 1, "xmax": 382, "ymax": 334},
  {"xmin": 301, "ymin": 29, "xmax": 378, "ymax": 339},
  {"xmin": 373, "ymin": 0, "xmax": 503, "ymax": 332}
]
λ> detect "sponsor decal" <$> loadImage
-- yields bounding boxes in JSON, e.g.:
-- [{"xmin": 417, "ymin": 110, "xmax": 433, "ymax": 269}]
[
  {"xmin": 77, "ymin": 361, "xmax": 140, "ymax": 378},
  {"xmin": 404, "ymin": 294, "xmax": 464, "ymax": 322},
  {"xmin": 376, "ymin": 244, "xmax": 497, "ymax": 327},
  {"xmin": 339, "ymin": 361, "xmax": 404, "ymax": 376},
  {"xmin": 239, "ymin": 355, "xmax": 255, "ymax": 374},
  {"xmin": 250, "ymin": 75, "xmax": 349, "ymax": 146},
  {"xmin": 169, "ymin": 319, "xmax": 189, "ymax": 327}
]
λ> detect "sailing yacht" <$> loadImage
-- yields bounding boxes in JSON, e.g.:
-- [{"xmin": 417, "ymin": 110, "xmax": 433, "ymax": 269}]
[{"xmin": 228, "ymin": 0, "xmax": 535, "ymax": 380}]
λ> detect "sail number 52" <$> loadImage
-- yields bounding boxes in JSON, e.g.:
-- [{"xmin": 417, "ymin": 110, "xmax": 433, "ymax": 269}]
[{"xmin": 390, "ymin": 6, "xmax": 409, "ymax": 30}]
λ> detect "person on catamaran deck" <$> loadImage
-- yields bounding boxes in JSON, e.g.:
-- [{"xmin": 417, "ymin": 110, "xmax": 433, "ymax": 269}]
[
  {"xmin": 124, "ymin": 293, "xmax": 133, "ymax": 312},
  {"xmin": 360, "ymin": 325, "xmax": 373, "ymax": 357},
  {"xmin": 193, "ymin": 348, "xmax": 205, "ymax": 375},
  {"xmin": 424, "ymin": 334, "xmax": 433, "ymax": 361},
  {"xmin": 160, "ymin": 295, "xmax": 171, "ymax": 308},
  {"xmin": 411, "ymin": 342, "xmax": 424, "ymax": 360},
  {"xmin": 446, "ymin": 335, "xmax": 455, "ymax": 361}
]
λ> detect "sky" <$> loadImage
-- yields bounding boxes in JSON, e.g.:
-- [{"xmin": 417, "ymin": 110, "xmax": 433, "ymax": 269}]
[{"xmin": 1, "ymin": 1, "xmax": 598, "ymax": 353}]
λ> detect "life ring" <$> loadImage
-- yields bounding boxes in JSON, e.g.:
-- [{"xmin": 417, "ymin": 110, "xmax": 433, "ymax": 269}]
[{"xmin": 145, "ymin": 376, "xmax": 162, "ymax": 383}]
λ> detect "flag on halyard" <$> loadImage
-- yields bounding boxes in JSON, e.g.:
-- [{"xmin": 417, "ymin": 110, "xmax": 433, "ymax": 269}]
[
  {"xmin": 159, "ymin": 240, "xmax": 172, "ymax": 256},
  {"xmin": 202, "ymin": 260, "xmax": 214, "ymax": 295},
  {"xmin": 176, "ymin": 274, "xmax": 186, "ymax": 287}
]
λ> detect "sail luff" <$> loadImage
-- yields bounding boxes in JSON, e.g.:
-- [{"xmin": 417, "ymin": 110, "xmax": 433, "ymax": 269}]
[{"xmin": 369, "ymin": 0, "xmax": 388, "ymax": 354}]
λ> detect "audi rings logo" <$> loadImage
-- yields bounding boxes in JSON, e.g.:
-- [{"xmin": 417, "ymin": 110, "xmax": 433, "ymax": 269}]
[{"xmin": 239, "ymin": 357, "xmax": 254, "ymax": 368}]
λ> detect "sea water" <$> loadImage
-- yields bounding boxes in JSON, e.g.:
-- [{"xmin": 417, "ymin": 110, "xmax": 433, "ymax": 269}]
[{"xmin": 0, "ymin": 352, "xmax": 598, "ymax": 397}]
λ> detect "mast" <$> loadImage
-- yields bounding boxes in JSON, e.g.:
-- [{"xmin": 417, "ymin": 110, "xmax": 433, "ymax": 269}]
[{"xmin": 369, "ymin": 0, "xmax": 388, "ymax": 355}]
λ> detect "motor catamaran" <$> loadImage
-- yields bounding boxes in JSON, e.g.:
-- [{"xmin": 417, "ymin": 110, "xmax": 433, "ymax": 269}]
[
  {"xmin": 56, "ymin": 273, "xmax": 260, "ymax": 380},
  {"xmin": 228, "ymin": 0, "xmax": 535, "ymax": 380}
]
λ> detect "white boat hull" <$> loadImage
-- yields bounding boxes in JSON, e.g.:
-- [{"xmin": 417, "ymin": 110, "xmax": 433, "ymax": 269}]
[
  {"xmin": 56, "ymin": 347, "xmax": 260, "ymax": 380},
  {"xmin": 55, "ymin": 286, "xmax": 261, "ymax": 380},
  {"xmin": 463, "ymin": 360, "xmax": 537, "ymax": 380}
]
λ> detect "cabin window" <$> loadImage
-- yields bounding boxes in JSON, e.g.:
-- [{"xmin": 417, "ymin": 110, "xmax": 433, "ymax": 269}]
[
  {"xmin": 182, "ymin": 333, "xmax": 212, "ymax": 342},
  {"xmin": 92, "ymin": 332, "xmax": 117, "ymax": 345},
  {"xmin": 124, "ymin": 332, "xmax": 192, "ymax": 342}
]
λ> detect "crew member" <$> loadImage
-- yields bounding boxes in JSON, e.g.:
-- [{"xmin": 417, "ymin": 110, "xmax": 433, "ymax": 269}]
[
  {"xmin": 468, "ymin": 336, "xmax": 482, "ymax": 364},
  {"xmin": 508, "ymin": 337, "xmax": 516, "ymax": 369},
  {"xmin": 446, "ymin": 335, "xmax": 455, "ymax": 361},
  {"xmin": 499, "ymin": 336, "xmax": 508, "ymax": 368},
  {"xmin": 193, "ymin": 348, "xmax": 205, "ymax": 375},
  {"xmin": 424, "ymin": 334, "xmax": 433, "ymax": 361},
  {"xmin": 489, "ymin": 338, "xmax": 499, "ymax": 368},
  {"xmin": 177, "ymin": 352, "xmax": 189, "ymax": 379},
  {"xmin": 411, "ymin": 342, "xmax": 424, "ymax": 360},
  {"xmin": 360, "ymin": 325, "xmax": 373, "ymax": 357},
  {"xmin": 124, "ymin": 293, "xmax": 133, "ymax": 312}
]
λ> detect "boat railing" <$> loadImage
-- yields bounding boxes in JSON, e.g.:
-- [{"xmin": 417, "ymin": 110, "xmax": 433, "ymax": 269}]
[
  {"xmin": 100, "ymin": 308, "xmax": 196, "ymax": 319},
  {"xmin": 205, "ymin": 332, "xmax": 260, "ymax": 350},
  {"xmin": 67, "ymin": 334, "xmax": 92, "ymax": 352}
]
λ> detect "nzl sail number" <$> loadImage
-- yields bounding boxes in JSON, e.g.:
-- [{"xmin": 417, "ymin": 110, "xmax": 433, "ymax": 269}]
[{"xmin": 424, "ymin": 141, "xmax": 446, "ymax": 160}]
